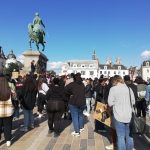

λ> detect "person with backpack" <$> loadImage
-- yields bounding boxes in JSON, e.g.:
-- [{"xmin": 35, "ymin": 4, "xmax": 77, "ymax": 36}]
[
  {"xmin": 134, "ymin": 76, "xmax": 147, "ymax": 118},
  {"xmin": 20, "ymin": 75, "xmax": 37, "ymax": 132},
  {"xmin": 0, "ymin": 74, "xmax": 14, "ymax": 147},
  {"xmin": 5, "ymin": 74, "xmax": 19, "ymax": 120}
]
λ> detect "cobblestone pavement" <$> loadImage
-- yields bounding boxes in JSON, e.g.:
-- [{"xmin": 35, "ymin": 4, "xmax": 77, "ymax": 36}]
[{"xmin": 0, "ymin": 109, "xmax": 150, "ymax": 150}]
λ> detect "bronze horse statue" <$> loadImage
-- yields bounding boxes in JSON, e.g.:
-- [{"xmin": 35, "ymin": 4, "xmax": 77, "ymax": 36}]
[{"xmin": 28, "ymin": 23, "xmax": 45, "ymax": 51}]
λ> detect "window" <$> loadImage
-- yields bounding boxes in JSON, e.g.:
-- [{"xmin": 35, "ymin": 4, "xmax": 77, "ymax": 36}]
[
  {"xmin": 114, "ymin": 71, "xmax": 116, "ymax": 74},
  {"xmin": 123, "ymin": 71, "xmax": 125, "ymax": 75},
  {"xmin": 70, "ymin": 63, "xmax": 73, "ymax": 67},
  {"xmin": 100, "ymin": 71, "xmax": 102, "ymax": 74},
  {"xmin": 104, "ymin": 71, "xmax": 107, "ymax": 74},
  {"xmin": 118, "ymin": 66, "xmax": 121, "ymax": 70},
  {"xmin": 73, "ymin": 64, "xmax": 77, "ymax": 67},
  {"xmin": 81, "ymin": 71, "xmax": 85, "ymax": 75},
  {"xmin": 73, "ymin": 70, "xmax": 77, "ymax": 74},
  {"xmin": 89, "ymin": 64, "xmax": 93, "ymax": 68},
  {"xmin": 104, "ymin": 66, "xmax": 107, "ymax": 70},
  {"xmin": 81, "ymin": 64, "xmax": 85, "ymax": 68},
  {"xmin": 77, "ymin": 64, "xmax": 81, "ymax": 67},
  {"xmin": 147, "ymin": 69, "xmax": 149, "ymax": 73},
  {"xmin": 146, "ymin": 62, "xmax": 149, "ymax": 66},
  {"xmin": 89, "ymin": 71, "xmax": 94, "ymax": 75},
  {"xmin": 118, "ymin": 71, "xmax": 121, "ymax": 75}
]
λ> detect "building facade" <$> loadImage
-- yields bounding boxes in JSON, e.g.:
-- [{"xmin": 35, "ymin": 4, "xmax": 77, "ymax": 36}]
[
  {"xmin": 61, "ymin": 60, "xmax": 99, "ymax": 79},
  {"xmin": 61, "ymin": 52, "xmax": 129, "ymax": 79},
  {"xmin": 141, "ymin": 60, "xmax": 150, "ymax": 82}
]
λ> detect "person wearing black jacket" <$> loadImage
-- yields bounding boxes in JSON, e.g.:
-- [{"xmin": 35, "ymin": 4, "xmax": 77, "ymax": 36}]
[
  {"xmin": 124, "ymin": 75, "xmax": 138, "ymax": 101},
  {"xmin": 20, "ymin": 75, "xmax": 37, "ymax": 132},
  {"xmin": 65, "ymin": 73, "xmax": 86, "ymax": 137},
  {"xmin": 94, "ymin": 77, "xmax": 108, "ymax": 132},
  {"xmin": 46, "ymin": 78, "xmax": 65, "ymax": 137}
]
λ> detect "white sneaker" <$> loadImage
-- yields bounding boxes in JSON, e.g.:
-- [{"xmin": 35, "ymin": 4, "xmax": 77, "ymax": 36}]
[
  {"xmin": 38, "ymin": 114, "xmax": 43, "ymax": 118},
  {"xmin": 80, "ymin": 128, "xmax": 85, "ymax": 133},
  {"xmin": 6, "ymin": 141, "xmax": 11, "ymax": 147},
  {"xmin": 86, "ymin": 113, "xmax": 90, "ymax": 117},
  {"xmin": 83, "ymin": 112, "xmax": 90, "ymax": 117},
  {"xmin": 29, "ymin": 125, "xmax": 34, "ymax": 129},
  {"xmin": 71, "ymin": 131, "xmax": 80, "ymax": 137},
  {"xmin": 105, "ymin": 144, "xmax": 114, "ymax": 150}
]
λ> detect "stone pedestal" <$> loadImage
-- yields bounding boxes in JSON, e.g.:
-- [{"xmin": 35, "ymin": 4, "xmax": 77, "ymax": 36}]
[{"xmin": 22, "ymin": 50, "xmax": 48, "ymax": 74}]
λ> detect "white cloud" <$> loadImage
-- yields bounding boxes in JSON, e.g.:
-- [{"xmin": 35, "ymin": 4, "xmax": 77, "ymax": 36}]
[
  {"xmin": 17, "ymin": 55, "xmax": 24, "ymax": 63},
  {"xmin": 141, "ymin": 50, "xmax": 150, "ymax": 59},
  {"xmin": 47, "ymin": 61, "xmax": 64, "ymax": 71}
]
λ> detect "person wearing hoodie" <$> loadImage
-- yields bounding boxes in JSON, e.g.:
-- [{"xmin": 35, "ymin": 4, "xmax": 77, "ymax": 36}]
[
  {"xmin": 65, "ymin": 73, "xmax": 86, "ymax": 137},
  {"xmin": 46, "ymin": 78, "xmax": 65, "ymax": 137}
]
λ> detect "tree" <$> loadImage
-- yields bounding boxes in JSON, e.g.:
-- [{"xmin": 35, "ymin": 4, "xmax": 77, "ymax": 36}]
[
  {"xmin": 3, "ymin": 63, "xmax": 19, "ymax": 75},
  {"xmin": 47, "ymin": 70, "xmax": 56, "ymax": 76}
]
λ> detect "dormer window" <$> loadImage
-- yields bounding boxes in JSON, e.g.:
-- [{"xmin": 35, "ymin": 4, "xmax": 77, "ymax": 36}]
[
  {"xmin": 118, "ymin": 66, "xmax": 121, "ymax": 70},
  {"xmin": 104, "ymin": 66, "xmax": 107, "ymax": 70},
  {"xmin": 73, "ymin": 64, "xmax": 77, "ymax": 67},
  {"xmin": 81, "ymin": 64, "xmax": 85, "ymax": 68},
  {"xmin": 146, "ymin": 62, "xmax": 149, "ymax": 66},
  {"xmin": 89, "ymin": 64, "xmax": 93, "ymax": 68}
]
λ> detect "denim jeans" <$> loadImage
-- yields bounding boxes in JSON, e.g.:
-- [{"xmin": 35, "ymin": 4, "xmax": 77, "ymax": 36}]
[
  {"xmin": 86, "ymin": 98, "xmax": 92, "ymax": 114},
  {"xmin": 23, "ymin": 108, "xmax": 34, "ymax": 128},
  {"xmin": 13, "ymin": 108, "xmax": 20, "ymax": 119},
  {"xmin": 68, "ymin": 104, "xmax": 85, "ymax": 133},
  {"xmin": 113, "ymin": 117, "xmax": 134, "ymax": 150}
]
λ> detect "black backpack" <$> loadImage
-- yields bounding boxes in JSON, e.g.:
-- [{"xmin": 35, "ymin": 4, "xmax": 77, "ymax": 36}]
[{"xmin": 23, "ymin": 91, "xmax": 36, "ymax": 110}]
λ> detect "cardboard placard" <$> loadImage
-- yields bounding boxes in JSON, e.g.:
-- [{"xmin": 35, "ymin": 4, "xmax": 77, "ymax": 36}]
[{"xmin": 93, "ymin": 102, "xmax": 111, "ymax": 127}]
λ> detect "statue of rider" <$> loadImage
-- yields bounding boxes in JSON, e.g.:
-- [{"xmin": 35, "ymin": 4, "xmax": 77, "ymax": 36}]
[{"xmin": 32, "ymin": 12, "xmax": 45, "ymax": 42}]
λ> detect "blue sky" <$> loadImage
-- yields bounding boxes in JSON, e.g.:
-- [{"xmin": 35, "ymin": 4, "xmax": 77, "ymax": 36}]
[{"xmin": 1, "ymin": 0, "xmax": 150, "ymax": 70}]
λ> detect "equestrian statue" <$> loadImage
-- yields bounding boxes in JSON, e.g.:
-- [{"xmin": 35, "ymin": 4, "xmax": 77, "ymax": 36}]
[{"xmin": 28, "ymin": 12, "xmax": 46, "ymax": 51}]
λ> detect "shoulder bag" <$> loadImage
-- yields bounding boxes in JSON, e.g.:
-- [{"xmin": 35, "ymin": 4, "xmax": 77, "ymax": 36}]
[{"xmin": 128, "ymin": 87, "xmax": 146, "ymax": 135}]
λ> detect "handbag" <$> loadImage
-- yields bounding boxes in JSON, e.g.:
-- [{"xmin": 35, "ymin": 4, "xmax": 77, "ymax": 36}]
[
  {"xmin": 128, "ymin": 87, "xmax": 146, "ymax": 134},
  {"xmin": 0, "ymin": 96, "xmax": 14, "ymax": 117}
]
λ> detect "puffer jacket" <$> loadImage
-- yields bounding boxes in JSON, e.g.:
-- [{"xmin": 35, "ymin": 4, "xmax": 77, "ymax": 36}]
[
  {"xmin": 46, "ymin": 84, "xmax": 65, "ymax": 112},
  {"xmin": 65, "ymin": 78, "xmax": 86, "ymax": 107}
]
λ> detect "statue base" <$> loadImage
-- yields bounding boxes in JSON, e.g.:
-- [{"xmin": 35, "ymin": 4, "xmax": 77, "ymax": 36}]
[{"xmin": 22, "ymin": 50, "xmax": 48, "ymax": 74}]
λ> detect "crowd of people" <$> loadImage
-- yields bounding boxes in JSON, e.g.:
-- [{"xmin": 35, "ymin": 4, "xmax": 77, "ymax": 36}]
[{"xmin": 0, "ymin": 71, "xmax": 149, "ymax": 150}]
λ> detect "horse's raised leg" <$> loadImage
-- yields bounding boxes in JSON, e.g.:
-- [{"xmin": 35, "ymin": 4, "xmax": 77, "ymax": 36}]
[
  {"xmin": 36, "ymin": 42, "xmax": 39, "ymax": 51},
  {"xmin": 42, "ymin": 43, "xmax": 45, "ymax": 51}
]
